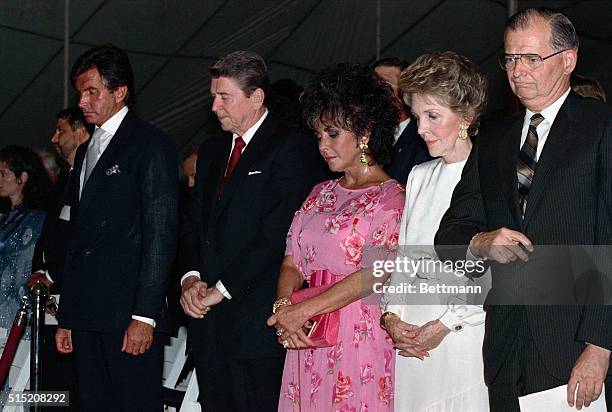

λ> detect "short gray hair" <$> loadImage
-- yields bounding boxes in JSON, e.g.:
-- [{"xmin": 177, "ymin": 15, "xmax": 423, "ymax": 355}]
[{"xmin": 506, "ymin": 7, "xmax": 579, "ymax": 51}]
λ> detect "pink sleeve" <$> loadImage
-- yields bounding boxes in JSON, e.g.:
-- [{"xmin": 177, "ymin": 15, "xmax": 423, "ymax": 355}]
[
  {"xmin": 361, "ymin": 183, "xmax": 405, "ymax": 269},
  {"xmin": 284, "ymin": 183, "xmax": 322, "ymax": 257},
  {"xmin": 284, "ymin": 209, "xmax": 302, "ymax": 257}
]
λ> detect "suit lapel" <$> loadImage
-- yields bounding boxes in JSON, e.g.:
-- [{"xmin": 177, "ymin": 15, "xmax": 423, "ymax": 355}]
[
  {"xmin": 77, "ymin": 113, "xmax": 134, "ymax": 215},
  {"xmin": 202, "ymin": 136, "xmax": 231, "ymax": 228},
  {"xmin": 70, "ymin": 144, "xmax": 87, "ymax": 218},
  {"xmin": 522, "ymin": 96, "xmax": 574, "ymax": 228},
  {"xmin": 498, "ymin": 115, "xmax": 523, "ymax": 226},
  {"xmin": 212, "ymin": 115, "xmax": 277, "ymax": 221}
]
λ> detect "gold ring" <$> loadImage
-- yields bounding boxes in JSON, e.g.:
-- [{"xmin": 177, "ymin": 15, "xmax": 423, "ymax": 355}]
[
  {"xmin": 276, "ymin": 328, "xmax": 284, "ymax": 336},
  {"xmin": 282, "ymin": 340, "xmax": 289, "ymax": 348}
]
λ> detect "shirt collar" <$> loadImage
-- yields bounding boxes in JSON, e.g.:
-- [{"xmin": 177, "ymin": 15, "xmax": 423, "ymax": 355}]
[
  {"xmin": 394, "ymin": 117, "xmax": 410, "ymax": 144},
  {"xmin": 96, "ymin": 106, "xmax": 129, "ymax": 136},
  {"xmin": 524, "ymin": 88, "xmax": 570, "ymax": 126},
  {"xmin": 233, "ymin": 109, "xmax": 268, "ymax": 145}
]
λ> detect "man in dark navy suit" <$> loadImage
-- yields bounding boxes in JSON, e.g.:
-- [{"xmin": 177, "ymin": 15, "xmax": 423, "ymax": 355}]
[
  {"xmin": 374, "ymin": 57, "xmax": 431, "ymax": 184},
  {"xmin": 55, "ymin": 44, "xmax": 178, "ymax": 411},
  {"xmin": 178, "ymin": 51, "xmax": 326, "ymax": 411},
  {"xmin": 436, "ymin": 8, "xmax": 612, "ymax": 411}
]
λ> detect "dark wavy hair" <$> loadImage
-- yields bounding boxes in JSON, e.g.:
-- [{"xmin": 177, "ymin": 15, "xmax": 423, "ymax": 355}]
[
  {"xmin": 209, "ymin": 51, "xmax": 269, "ymax": 98},
  {"xmin": 0, "ymin": 145, "xmax": 51, "ymax": 210},
  {"xmin": 71, "ymin": 44, "xmax": 135, "ymax": 107},
  {"xmin": 56, "ymin": 107, "xmax": 94, "ymax": 135},
  {"xmin": 301, "ymin": 63, "xmax": 399, "ymax": 165}
]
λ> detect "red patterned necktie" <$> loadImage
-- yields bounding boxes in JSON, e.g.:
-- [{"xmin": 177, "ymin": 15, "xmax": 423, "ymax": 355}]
[
  {"xmin": 516, "ymin": 113, "xmax": 544, "ymax": 215},
  {"xmin": 221, "ymin": 136, "xmax": 245, "ymax": 193}
]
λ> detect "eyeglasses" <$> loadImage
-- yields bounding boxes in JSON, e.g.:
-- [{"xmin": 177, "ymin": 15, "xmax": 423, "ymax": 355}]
[{"xmin": 498, "ymin": 49, "xmax": 568, "ymax": 71}]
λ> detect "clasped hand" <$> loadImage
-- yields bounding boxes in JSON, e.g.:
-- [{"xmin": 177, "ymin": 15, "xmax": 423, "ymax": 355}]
[
  {"xmin": 180, "ymin": 277, "xmax": 223, "ymax": 318},
  {"xmin": 469, "ymin": 227, "xmax": 533, "ymax": 263},
  {"xmin": 266, "ymin": 303, "xmax": 314, "ymax": 349},
  {"xmin": 385, "ymin": 317, "xmax": 450, "ymax": 360}
]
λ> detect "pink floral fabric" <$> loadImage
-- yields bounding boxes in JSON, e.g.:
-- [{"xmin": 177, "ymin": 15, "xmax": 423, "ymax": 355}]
[{"xmin": 278, "ymin": 179, "xmax": 404, "ymax": 412}]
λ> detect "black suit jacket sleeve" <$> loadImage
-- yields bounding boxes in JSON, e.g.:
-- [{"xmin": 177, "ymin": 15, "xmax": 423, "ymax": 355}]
[
  {"xmin": 132, "ymin": 136, "xmax": 178, "ymax": 320},
  {"xmin": 177, "ymin": 172, "xmax": 202, "ymax": 280},
  {"xmin": 577, "ymin": 111, "xmax": 612, "ymax": 350},
  {"xmin": 435, "ymin": 141, "xmax": 488, "ymax": 262},
  {"xmin": 219, "ymin": 132, "xmax": 324, "ymax": 301},
  {"xmin": 31, "ymin": 226, "xmax": 46, "ymax": 273}
]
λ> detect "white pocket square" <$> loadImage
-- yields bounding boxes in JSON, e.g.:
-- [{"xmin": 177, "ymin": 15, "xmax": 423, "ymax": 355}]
[
  {"xmin": 105, "ymin": 164, "xmax": 121, "ymax": 175},
  {"xmin": 248, "ymin": 170, "xmax": 262, "ymax": 175}
]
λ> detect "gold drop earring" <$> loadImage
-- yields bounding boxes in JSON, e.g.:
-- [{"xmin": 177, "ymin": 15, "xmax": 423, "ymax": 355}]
[
  {"xmin": 359, "ymin": 141, "xmax": 368, "ymax": 164},
  {"xmin": 458, "ymin": 125, "xmax": 468, "ymax": 140}
]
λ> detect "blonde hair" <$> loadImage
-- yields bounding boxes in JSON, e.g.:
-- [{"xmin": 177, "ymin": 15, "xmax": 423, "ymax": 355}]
[{"xmin": 400, "ymin": 51, "xmax": 488, "ymax": 136}]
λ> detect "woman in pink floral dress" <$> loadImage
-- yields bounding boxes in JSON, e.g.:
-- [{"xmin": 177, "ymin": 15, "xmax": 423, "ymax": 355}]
[{"xmin": 267, "ymin": 63, "xmax": 405, "ymax": 412}]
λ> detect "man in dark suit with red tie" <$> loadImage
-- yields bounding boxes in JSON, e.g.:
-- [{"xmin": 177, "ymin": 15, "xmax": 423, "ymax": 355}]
[
  {"xmin": 55, "ymin": 44, "xmax": 178, "ymax": 411},
  {"xmin": 435, "ymin": 8, "xmax": 612, "ymax": 411},
  {"xmin": 179, "ymin": 51, "xmax": 326, "ymax": 411}
]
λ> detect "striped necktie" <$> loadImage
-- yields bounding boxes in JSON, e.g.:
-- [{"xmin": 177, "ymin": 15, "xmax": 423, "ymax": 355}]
[{"xmin": 516, "ymin": 113, "xmax": 544, "ymax": 215}]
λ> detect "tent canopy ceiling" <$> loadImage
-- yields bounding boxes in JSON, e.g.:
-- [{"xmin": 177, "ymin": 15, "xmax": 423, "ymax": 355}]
[{"xmin": 2, "ymin": 0, "xmax": 610, "ymax": 155}]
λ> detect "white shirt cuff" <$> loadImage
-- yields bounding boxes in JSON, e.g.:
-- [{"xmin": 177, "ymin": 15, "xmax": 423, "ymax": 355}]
[
  {"xmin": 466, "ymin": 247, "xmax": 486, "ymax": 262},
  {"xmin": 180, "ymin": 271, "xmax": 200, "ymax": 286},
  {"xmin": 216, "ymin": 280, "xmax": 232, "ymax": 300},
  {"xmin": 438, "ymin": 304, "xmax": 485, "ymax": 332},
  {"xmin": 467, "ymin": 233, "xmax": 487, "ymax": 261},
  {"xmin": 131, "ymin": 315, "xmax": 156, "ymax": 328},
  {"xmin": 439, "ymin": 308, "xmax": 464, "ymax": 331}
]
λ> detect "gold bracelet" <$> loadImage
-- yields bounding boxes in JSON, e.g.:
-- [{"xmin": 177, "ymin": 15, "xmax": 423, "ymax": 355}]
[
  {"xmin": 272, "ymin": 297, "xmax": 292, "ymax": 314},
  {"xmin": 379, "ymin": 311, "xmax": 399, "ymax": 330}
]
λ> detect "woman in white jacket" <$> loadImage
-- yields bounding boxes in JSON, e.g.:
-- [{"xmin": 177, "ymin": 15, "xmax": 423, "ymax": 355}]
[{"xmin": 380, "ymin": 51, "xmax": 491, "ymax": 412}]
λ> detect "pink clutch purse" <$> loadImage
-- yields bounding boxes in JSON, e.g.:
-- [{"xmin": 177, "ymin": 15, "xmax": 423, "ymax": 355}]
[{"xmin": 290, "ymin": 270, "xmax": 341, "ymax": 348}]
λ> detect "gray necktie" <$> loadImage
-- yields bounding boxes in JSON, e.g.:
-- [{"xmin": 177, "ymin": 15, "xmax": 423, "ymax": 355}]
[{"xmin": 84, "ymin": 128, "xmax": 105, "ymax": 182}]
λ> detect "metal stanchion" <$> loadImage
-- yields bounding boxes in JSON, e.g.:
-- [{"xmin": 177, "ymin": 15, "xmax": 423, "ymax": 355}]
[
  {"xmin": 29, "ymin": 282, "xmax": 48, "ymax": 411},
  {"xmin": 0, "ymin": 297, "xmax": 28, "ymax": 388}
]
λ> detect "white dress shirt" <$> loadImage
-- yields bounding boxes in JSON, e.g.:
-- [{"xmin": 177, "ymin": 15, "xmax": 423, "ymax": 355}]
[
  {"xmin": 79, "ymin": 106, "xmax": 129, "ymax": 197},
  {"xmin": 393, "ymin": 118, "xmax": 410, "ymax": 145},
  {"xmin": 519, "ymin": 87, "xmax": 570, "ymax": 161},
  {"xmin": 180, "ymin": 109, "xmax": 269, "ymax": 300},
  {"xmin": 466, "ymin": 88, "xmax": 571, "ymax": 261}
]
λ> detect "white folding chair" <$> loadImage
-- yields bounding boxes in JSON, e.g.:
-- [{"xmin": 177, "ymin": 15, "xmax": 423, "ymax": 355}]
[
  {"xmin": 163, "ymin": 326, "xmax": 188, "ymax": 389},
  {"xmin": 178, "ymin": 371, "xmax": 200, "ymax": 412}
]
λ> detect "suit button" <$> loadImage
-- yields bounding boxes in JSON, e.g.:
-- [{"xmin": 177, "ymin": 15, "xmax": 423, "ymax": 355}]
[{"xmin": 205, "ymin": 240, "xmax": 211, "ymax": 247}]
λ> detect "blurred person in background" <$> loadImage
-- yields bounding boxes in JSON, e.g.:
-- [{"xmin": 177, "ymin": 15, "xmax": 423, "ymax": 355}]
[
  {"xmin": 374, "ymin": 57, "xmax": 432, "ymax": 184},
  {"xmin": 0, "ymin": 145, "xmax": 49, "ymax": 406},
  {"xmin": 571, "ymin": 73, "xmax": 607, "ymax": 102}
]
